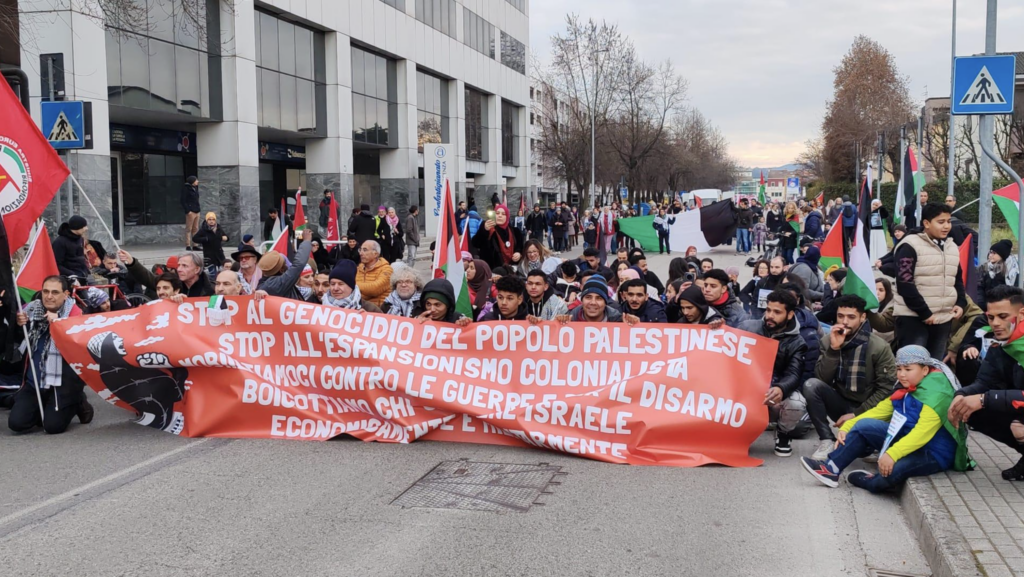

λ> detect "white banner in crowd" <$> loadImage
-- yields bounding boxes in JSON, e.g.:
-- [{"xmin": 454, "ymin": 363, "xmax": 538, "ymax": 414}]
[{"xmin": 424, "ymin": 143, "xmax": 452, "ymax": 236}]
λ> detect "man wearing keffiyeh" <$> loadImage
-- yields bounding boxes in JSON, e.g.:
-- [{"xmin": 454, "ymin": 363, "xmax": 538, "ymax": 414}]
[
  {"xmin": 802, "ymin": 345, "xmax": 972, "ymax": 492},
  {"xmin": 9, "ymin": 276, "xmax": 93, "ymax": 434}
]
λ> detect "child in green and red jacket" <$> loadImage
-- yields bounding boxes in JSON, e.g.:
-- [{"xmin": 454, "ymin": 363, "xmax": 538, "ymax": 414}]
[{"xmin": 801, "ymin": 345, "xmax": 973, "ymax": 492}]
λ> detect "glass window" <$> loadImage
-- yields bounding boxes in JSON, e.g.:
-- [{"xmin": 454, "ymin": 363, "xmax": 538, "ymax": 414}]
[
  {"xmin": 353, "ymin": 94, "xmax": 366, "ymax": 142},
  {"xmin": 105, "ymin": 29, "xmax": 121, "ymax": 105},
  {"xmin": 260, "ymin": 12, "xmax": 278, "ymax": 70},
  {"xmin": 174, "ymin": 0, "xmax": 203, "ymax": 49},
  {"xmin": 148, "ymin": 0, "xmax": 174, "ymax": 42},
  {"xmin": 295, "ymin": 27, "xmax": 313, "ymax": 79},
  {"xmin": 278, "ymin": 20, "xmax": 295, "ymax": 76},
  {"xmin": 432, "ymin": 0, "xmax": 441, "ymax": 33},
  {"xmin": 415, "ymin": 0, "xmax": 455, "ymax": 37},
  {"xmin": 175, "ymin": 45, "xmax": 201, "ymax": 115},
  {"xmin": 364, "ymin": 53, "xmax": 377, "ymax": 98},
  {"xmin": 415, "ymin": 0, "xmax": 424, "ymax": 22},
  {"xmin": 297, "ymin": 79, "xmax": 314, "ymax": 132},
  {"xmin": 378, "ymin": 100, "xmax": 389, "ymax": 145},
  {"xmin": 501, "ymin": 32, "xmax": 526, "ymax": 74},
  {"xmin": 261, "ymin": 69, "xmax": 281, "ymax": 127},
  {"xmin": 256, "ymin": 68, "xmax": 263, "ymax": 125},
  {"xmin": 465, "ymin": 87, "xmax": 485, "ymax": 161},
  {"xmin": 376, "ymin": 55, "xmax": 387, "ymax": 100},
  {"xmin": 120, "ymin": 33, "xmax": 150, "ymax": 109},
  {"xmin": 280, "ymin": 74, "xmax": 297, "ymax": 131},
  {"xmin": 352, "ymin": 48, "xmax": 364, "ymax": 94},
  {"xmin": 364, "ymin": 96, "xmax": 378, "ymax": 143},
  {"xmin": 502, "ymin": 100, "xmax": 519, "ymax": 165},
  {"xmin": 149, "ymin": 39, "xmax": 176, "ymax": 112},
  {"xmin": 255, "ymin": 11, "xmax": 261, "ymax": 65}
]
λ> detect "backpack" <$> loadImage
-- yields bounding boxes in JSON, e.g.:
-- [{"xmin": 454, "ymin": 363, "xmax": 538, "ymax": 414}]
[{"xmin": 842, "ymin": 203, "xmax": 854, "ymax": 219}]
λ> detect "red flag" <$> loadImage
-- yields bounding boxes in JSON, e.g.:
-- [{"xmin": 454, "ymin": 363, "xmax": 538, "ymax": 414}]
[
  {"xmin": 519, "ymin": 193, "xmax": 526, "ymax": 215},
  {"xmin": 293, "ymin": 189, "xmax": 306, "ymax": 231},
  {"xmin": 268, "ymin": 225, "xmax": 291, "ymax": 256},
  {"xmin": 694, "ymin": 196, "xmax": 703, "ymax": 209},
  {"xmin": 325, "ymin": 197, "xmax": 340, "ymax": 242},
  {"xmin": 15, "ymin": 224, "xmax": 59, "ymax": 301},
  {"xmin": 960, "ymin": 232, "xmax": 973, "ymax": 287},
  {"xmin": 0, "ymin": 79, "xmax": 70, "ymax": 253},
  {"xmin": 815, "ymin": 191, "xmax": 824, "ymax": 206}
]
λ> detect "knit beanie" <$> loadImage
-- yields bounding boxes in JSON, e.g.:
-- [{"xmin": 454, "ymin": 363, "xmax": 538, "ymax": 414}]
[
  {"xmin": 329, "ymin": 260, "xmax": 357, "ymax": 289},
  {"xmin": 579, "ymin": 275, "xmax": 610, "ymax": 303},
  {"xmin": 205, "ymin": 211, "xmax": 217, "ymax": 220},
  {"xmin": 991, "ymin": 239, "xmax": 1013, "ymax": 261},
  {"xmin": 68, "ymin": 215, "xmax": 87, "ymax": 231},
  {"xmin": 422, "ymin": 291, "xmax": 452, "ymax": 308}
]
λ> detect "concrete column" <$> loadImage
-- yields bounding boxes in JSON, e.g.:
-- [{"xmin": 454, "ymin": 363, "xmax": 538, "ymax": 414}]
[
  {"xmin": 306, "ymin": 32, "xmax": 355, "ymax": 230},
  {"xmin": 196, "ymin": 1, "xmax": 260, "ymax": 241},
  {"xmin": 449, "ymin": 79, "xmax": 467, "ymax": 203},
  {"xmin": 506, "ymin": 100, "xmax": 530, "ymax": 212},
  {"xmin": 20, "ymin": 1, "xmax": 113, "ymax": 247},
  {"xmin": 474, "ymin": 93, "xmax": 502, "ymax": 204},
  {"xmin": 379, "ymin": 59, "xmax": 418, "ymax": 216}
]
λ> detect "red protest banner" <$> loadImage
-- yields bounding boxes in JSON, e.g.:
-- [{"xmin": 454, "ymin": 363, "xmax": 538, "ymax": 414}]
[{"xmin": 52, "ymin": 297, "xmax": 779, "ymax": 467}]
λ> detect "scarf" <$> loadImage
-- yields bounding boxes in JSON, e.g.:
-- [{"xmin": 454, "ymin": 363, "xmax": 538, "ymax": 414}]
[
  {"xmin": 322, "ymin": 285, "xmax": 364, "ymax": 310},
  {"xmin": 711, "ymin": 292, "xmax": 730, "ymax": 307},
  {"xmin": 491, "ymin": 205, "xmax": 516, "ymax": 265},
  {"xmin": 892, "ymin": 345, "xmax": 961, "ymax": 399},
  {"xmin": 524, "ymin": 258, "xmax": 543, "ymax": 273},
  {"xmin": 601, "ymin": 212, "xmax": 614, "ymax": 234},
  {"xmin": 988, "ymin": 256, "xmax": 1020, "ymax": 285},
  {"xmin": 26, "ymin": 298, "xmax": 75, "ymax": 389},
  {"xmin": 384, "ymin": 290, "xmax": 420, "ymax": 318},
  {"xmin": 386, "ymin": 211, "xmax": 400, "ymax": 228},
  {"xmin": 833, "ymin": 322, "xmax": 872, "ymax": 392},
  {"xmin": 468, "ymin": 259, "xmax": 493, "ymax": 309}
]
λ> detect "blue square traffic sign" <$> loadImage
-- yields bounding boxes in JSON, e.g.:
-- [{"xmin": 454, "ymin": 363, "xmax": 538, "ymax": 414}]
[
  {"xmin": 40, "ymin": 100, "xmax": 87, "ymax": 149},
  {"xmin": 952, "ymin": 55, "xmax": 1016, "ymax": 115}
]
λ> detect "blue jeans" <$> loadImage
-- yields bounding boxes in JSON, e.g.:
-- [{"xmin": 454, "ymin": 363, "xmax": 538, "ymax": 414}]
[
  {"xmin": 546, "ymin": 226, "xmax": 554, "ymax": 249},
  {"xmin": 736, "ymin": 228, "xmax": 751, "ymax": 253},
  {"xmin": 828, "ymin": 418, "xmax": 945, "ymax": 493}
]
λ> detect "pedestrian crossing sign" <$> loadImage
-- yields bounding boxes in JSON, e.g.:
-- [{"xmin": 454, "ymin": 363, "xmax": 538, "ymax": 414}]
[
  {"xmin": 40, "ymin": 100, "xmax": 88, "ymax": 149},
  {"xmin": 952, "ymin": 55, "xmax": 1016, "ymax": 115}
]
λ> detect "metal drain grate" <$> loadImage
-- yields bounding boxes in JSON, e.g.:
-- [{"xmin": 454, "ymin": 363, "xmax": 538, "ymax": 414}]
[
  {"xmin": 392, "ymin": 460, "xmax": 564, "ymax": 513},
  {"xmin": 868, "ymin": 570, "xmax": 929, "ymax": 577}
]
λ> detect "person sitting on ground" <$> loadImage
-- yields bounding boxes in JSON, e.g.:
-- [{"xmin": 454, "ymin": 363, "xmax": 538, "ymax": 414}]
[
  {"xmin": 480, "ymin": 275, "xmax": 528, "ymax": 321},
  {"xmin": 741, "ymin": 260, "xmax": 770, "ymax": 313},
  {"xmin": 740, "ymin": 290, "xmax": 810, "ymax": 457},
  {"xmin": 558, "ymin": 275, "xmax": 638, "ymax": 325},
  {"xmin": 308, "ymin": 269, "xmax": 330, "ymax": 303},
  {"xmin": 803, "ymin": 345, "xmax": 970, "ymax": 492},
  {"xmin": 955, "ymin": 286, "xmax": 1023, "ymax": 388},
  {"xmin": 789, "ymin": 241, "xmax": 825, "ymax": 302},
  {"xmin": 214, "ymin": 269, "xmax": 244, "ymax": 297},
  {"xmin": 751, "ymin": 256, "xmax": 787, "ymax": 318},
  {"xmin": 525, "ymin": 270, "xmax": 569, "ymax": 323},
  {"xmin": 816, "ymin": 268, "xmax": 847, "ymax": 325},
  {"xmin": 355, "ymin": 240, "xmax": 393, "ymax": 307},
  {"xmin": 9, "ymin": 276, "xmax": 93, "ymax": 434},
  {"xmin": 702, "ymin": 269, "xmax": 748, "ymax": 328},
  {"xmin": 803, "ymin": 294, "xmax": 897, "ymax": 461},
  {"xmin": 320, "ymin": 260, "xmax": 382, "ymax": 312},
  {"xmin": 778, "ymin": 280, "xmax": 822, "ymax": 383},
  {"xmin": 556, "ymin": 261, "xmax": 582, "ymax": 304},
  {"xmin": 412, "ymin": 278, "xmax": 472, "ymax": 326},
  {"xmin": 79, "ymin": 287, "xmax": 112, "ymax": 314},
  {"xmin": 676, "ymin": 285, "xmax": 723, "ymax": 326},
  {"xmin": 577, "ymin": 247, "xmax": 613, "ymax": 279},
  {"xmin": 619, "ymin": 278, "xmax": 667, "ymax": 323},
  {"xmin": 977, "ymin": 239, "xmax": 1019, "ymax": 311},
  {"xmin": 865, "ymin": 277, "xmax": 896, "ymax": 347},
  {"xmin": 255, "ymin": 229, "xmax": 314, "ymax": 301},
  {"xmin": 382, "ymin": 267, "xmax": 423, "ymax": 318},
  {"xmin": 948, "ymin": 286, "xmax": 1024, "ymax": 480},
  {"xmin": 629, "ymin": 253, "xmax": 665, "ymax": 296}
]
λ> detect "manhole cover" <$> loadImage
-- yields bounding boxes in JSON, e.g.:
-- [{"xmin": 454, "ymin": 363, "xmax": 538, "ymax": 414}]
[{"xmin": 392, "ymin": 461, "xmax": 564, "ymax": 513}]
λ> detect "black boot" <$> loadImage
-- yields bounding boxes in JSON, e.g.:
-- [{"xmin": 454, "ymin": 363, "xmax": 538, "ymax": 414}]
[
  {"xmin": 77, "ymin": 397, "xmax": 95, "ymax": 424},
  {"xmin": 1002, "ymin": 456, "xmax": 1024, "ymax": 481}
]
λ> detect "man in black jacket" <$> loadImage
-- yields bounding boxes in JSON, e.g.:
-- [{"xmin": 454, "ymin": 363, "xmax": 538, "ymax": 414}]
[
  {"xmin": 348, "ymin": 204, "xmax": 378, "ymax": 246},
  {"xmin": 957, "ymin": 286, "xmax": 1022, "ymax": 386},
  {"xmin": 318, "ymin": 190, "xmax": 334, "ymax": 230},
  {"xmin": 525, "ymin": 204, "xmax": 547, "ymax": 241},
  {"xmin": 739, "ymin": 290, "xmax": 809, "ymax": 457},
  {"xmin": 174, "ymin": 253, "xmax": 215, "ymax": 297},
  {"xmin": 620, "ymin": 279, "xmax": 667, "ymax": 323},
  {"xmin": 481, "ymin": 275, "xmax": 528, "ymax": 321},
  {"xmin": 181, "ymin": 176, "xmax": 201, "ymax": 251},
  {"xmin": 262, "ymin": 207, "xmax": 293, "ymax": 243},
  {"xmin": 629, "ymin": 253, "xmax": 665, "ymax": 296},
  {"xmin": 702, "ymin": 269, "xmax": 748, "ymax": 327},
  {"xmin": 52, "ymin": 216, "xmax": 90, "ymax": 280},
  {"xmin": 949, "ymin": 285, "xmax": 1024, "ymax": 480},
  {"xmin": 735, "ymin": 199, "xmax": 753, "ymax": 254}
]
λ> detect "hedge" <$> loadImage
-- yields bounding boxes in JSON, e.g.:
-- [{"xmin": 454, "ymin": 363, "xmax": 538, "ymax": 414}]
[{"xmin": 811, "ymin": 178, "xmax": 1013, "ymax": 227}]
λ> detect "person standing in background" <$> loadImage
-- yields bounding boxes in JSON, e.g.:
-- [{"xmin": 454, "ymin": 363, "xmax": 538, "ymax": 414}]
[
  {"xmin": 405, "ymin": 206, "xmax": 421, "ymax": 266},
  {"xmin": 181, "ymin": 176, "xmax": 201, "ymax": 251}
]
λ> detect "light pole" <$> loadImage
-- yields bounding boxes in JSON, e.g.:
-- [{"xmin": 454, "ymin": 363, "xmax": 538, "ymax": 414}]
[
  {"xmin": 590, "ymin": 48, "xmax": 608, "ymax": 209},
  {"xmin": 947, "ymin": 0, "xmax": 957, "ymax": 201}
]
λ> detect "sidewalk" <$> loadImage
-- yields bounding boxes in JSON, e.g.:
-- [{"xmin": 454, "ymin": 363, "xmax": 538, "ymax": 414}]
[{"xmin": 902, "ymin": 434, "xmax": 1024, "ymax": 577}]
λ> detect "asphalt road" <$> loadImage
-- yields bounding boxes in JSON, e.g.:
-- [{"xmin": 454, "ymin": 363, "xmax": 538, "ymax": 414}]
[{"xmin": 0, "ymin": 244, "xmax": 930, "ymax": 577}]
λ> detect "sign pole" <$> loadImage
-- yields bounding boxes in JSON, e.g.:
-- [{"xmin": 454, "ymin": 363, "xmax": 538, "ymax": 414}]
[
  {"xmin": 947, "ymin": 0, "xmax": 958, "ymax": 201},
  {"xmin": 977, "ymin": 0, "xmax": 997, "ymax": 260}
]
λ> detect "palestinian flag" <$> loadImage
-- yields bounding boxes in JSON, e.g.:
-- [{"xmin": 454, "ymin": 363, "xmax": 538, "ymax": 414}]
[
  {"xmin": 15, "ymin": 224, "xmax": 59, "ymax": 302},
  {"xmin": 617, "ymin": 201, "xmax": 738, "ymax": 254},
  {"xmin": 994, "ymin": 183, "xmax": 1021, "ymax": 239},
  {"xmin": 857, "ymin": 168, "xmax": 873, "ymax": 247},
  {"xmin": 267, "ymin": 225, "xmax": 291, "ymax": 255},
  {"xmin": 325, "ymin": 196, "xmax": 340, "ymax": 242},
  {"xmin": 693, "ymin": 195, "xmax": 703, "ymax": 209},
  {"xmin": 960, "ymin": 232, "xmax": 979, "ymax": 303},
  {"xmin": 819, "ymin": 215, "xmax": 844, "ymax": 272},
  {"xmin": 787, "ymin": 214, "xmax": 800, "ymax": 236},
  {"xmin": 293, "ymin": 189, "xmax": 306, "ymax": 231},
  {"xmin": 894, "ymin": 147, "xmax": 925, "ymax": 227},
  {"xmin": 758, "ymin": 171, "xmax": 767, "ymax": 205},
  {"xmin": 1002, "ymin": 321, "xmax": 1024, "ymax": 369},
  {"xmin": 846, "ymin": 219, "xmax": 880, "ymax": 311},
  {"xmin": 431, "ymin": 180, "xmax": 472, "ymax": 318}
]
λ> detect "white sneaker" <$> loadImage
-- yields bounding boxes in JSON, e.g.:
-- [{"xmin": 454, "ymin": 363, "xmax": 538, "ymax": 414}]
[{"xmin": 811, "ymin": 439, "xmax": 834, "ymax": 461}]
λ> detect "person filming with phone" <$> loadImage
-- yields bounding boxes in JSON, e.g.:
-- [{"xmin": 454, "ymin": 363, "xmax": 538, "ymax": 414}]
[
  {"xmin": 802, "ymin": 295, "xmax": 896, "ymax": 461},
  {"xmin": 473, "ymin": 204, "xmax": 524, "ymax": 272}
]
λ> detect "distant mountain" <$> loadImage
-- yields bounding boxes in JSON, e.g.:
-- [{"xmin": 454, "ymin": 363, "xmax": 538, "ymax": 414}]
[{"xmin": 746, "ymin": 164, "xmax": 806, "ymax": 178}]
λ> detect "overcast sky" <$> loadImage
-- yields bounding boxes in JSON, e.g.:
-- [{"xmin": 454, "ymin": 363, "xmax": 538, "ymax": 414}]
[{"xmin": 530, "ymin": 0, "xmax": 1024, "ymax": 169}]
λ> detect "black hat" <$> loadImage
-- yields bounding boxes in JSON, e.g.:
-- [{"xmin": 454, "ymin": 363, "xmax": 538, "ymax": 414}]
[
  {"xmin": 360, "ymin": 204, "xmax": 371, "ymax": 211},
  {"xmin": 991, "ymin": 239, "xmax": 1013, "ymax": 261},
  {"xmin": 68, "ymin": 215, "xmax": 87, "ymax": 231},
  {"xmin": 799, "ymin": 236, "xmax": 816, "ymax": 248},
  {"xmin": 329, "ymin": 260, "xmax": 357, "ymax": 289},
  {"xmin": 231, "ymin": 245, "xmax": 262, "ymax": 262}
]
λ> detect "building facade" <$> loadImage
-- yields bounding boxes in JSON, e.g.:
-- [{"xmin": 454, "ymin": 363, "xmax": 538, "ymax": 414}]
[{"xmin": 19, "ymin": 0, "xmax": 530, "ymax": 246}]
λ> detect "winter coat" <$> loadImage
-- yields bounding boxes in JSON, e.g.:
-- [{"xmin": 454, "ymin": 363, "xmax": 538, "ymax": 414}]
[
  {"xmin": 257, "ymin": 241, "xmax": 313, "ymax": 300},
  {"xmin": 736, "ymin": 207, "xmax": 754, "ymax": 228},
  {"xmin": 526, "ymin": 211, "xmax": 547, "ymax": 239},
  {"xmin": 180, "ymin": 183, "xmax": 200, "ymax": 214},
  {"xmin": 789, "ymin": 261, "xmax": 824, "ymax": 302},
  {"xmin": 893, "ymin": 233, "xmax": 966, "ymax": 323},
  {"xmin": 404, "ymin": 214, "xmax": 421, "ymax": 247},
  {"xmin": 262, "ymin": 214, "xmax": 293, "ymax": 243},
  {"xmin": 525, "ymin": 291, "xmax": 569, "ymax": 320},
  {"xmin": 348, "ymin": 211, "xmax": 378, "ymax": 245},
  {"xmin": 192, "ymin": 223, "xmax": 229, "ymax": 267},
  {"xmin": 814, "ymin": 321, "xmax": 896, "ymax": 415},
  {"xmin": 739, "ymin": 317, "xmax": 807, "ymax": 397},
  {"xmin": 841, "ymin": 202, "xmax": 858, "ymax": 227},
  {"xmin": 712, "ymin": 293, "xmax": 749, "ymax": 328},
  {"xmin": 356, "ymin": 257, "xmax": 393, "ymax": 307},
  {"xmin": 803, "ymin": 211, "xmax": 823, "ymax": 239},
  {"xmin": 466, "ymin": 211, "xmax": 483, "ymax": 241},
  {"xmin": 412, "ymin": 279, "xmax": 468, "ymax": 324},
  {"xmin": 622, "ymin": 298, "xmax": 667, "ymax": 323},
  {"xmin": 765, "ymin": 211, "xmax": 783, "ymax": 234},
  {"xmin": 123, "ymin": 257, "xmax": 158, "ymax": 300},
  {"xmin": 181, "ymin": 271, "xmax": 215, "ymax": 298},
  {"xmin": 318, "ymin": 197, "xmax": 332, "ymax": 229},
  {"xmin": 472, "ymin": 224, "xmax": 524, "ymax": 272},
  {"xmin": 794, "ymin": 307, "xmax": 822, "ymax": 381},
  {"xmin": 569, "ymin": 303, "xmax": 624, "ymax": 322},
  {"xmin": 91, "ymin": 263, "xmax": 138, "ymax": 296},
  {"xmin": 51, "ymin": 224, "xmax": 90, "ymax": 279},
  {"xmin": 957, "ymin": 344, "xmax": 1024, "ymax": 410}
]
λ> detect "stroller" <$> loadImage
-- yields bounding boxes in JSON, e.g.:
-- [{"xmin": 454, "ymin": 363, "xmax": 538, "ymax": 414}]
[{"xmin": 746, "ymin": 233, "xmax": 781, "ymax": 267}]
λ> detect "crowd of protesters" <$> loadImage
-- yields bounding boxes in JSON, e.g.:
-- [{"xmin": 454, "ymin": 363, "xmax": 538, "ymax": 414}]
[{"xmin": 9, "ymin": 180, "xmax": 1024, "ymax": 504}]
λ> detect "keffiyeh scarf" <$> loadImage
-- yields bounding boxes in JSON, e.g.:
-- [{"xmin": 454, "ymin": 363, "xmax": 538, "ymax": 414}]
[
  {"xmin": 383, "ymin": 291, "xmax": 420, "ymax": 318},
  {"xmin": 322, "ymin": 285, "xmax": 364, "ymax": 310},
  {"xmin": 25, "ymin": 299, "xmax": 75, "ymax": 389},
  {"xmin": 895, "ymin": 345, "xmax": 962, "ymax": 393}
]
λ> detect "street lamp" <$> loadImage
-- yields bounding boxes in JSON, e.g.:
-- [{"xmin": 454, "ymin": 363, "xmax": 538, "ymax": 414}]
[{"xmin": 590, "ymin": 48, "xmax": 608, "ymax": 208}]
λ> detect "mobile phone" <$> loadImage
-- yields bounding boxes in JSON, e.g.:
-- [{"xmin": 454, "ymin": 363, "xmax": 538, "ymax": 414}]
[{"xmin": 487, "ymin": 211, "xmax": 495, "ymax": 218}]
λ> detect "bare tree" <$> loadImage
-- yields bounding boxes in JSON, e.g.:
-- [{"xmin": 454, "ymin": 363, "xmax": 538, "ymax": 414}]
[
  {"xmin": 796, "ymin": 137, "xmax": 830, "ymax": 182},
  {"xmin": 920, "ymin": 112, "xmax": 950, "ymax": 180}
]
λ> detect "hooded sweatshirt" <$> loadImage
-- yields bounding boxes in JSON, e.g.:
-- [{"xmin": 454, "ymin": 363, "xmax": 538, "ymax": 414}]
[
  {"xmin": 675, "ymin": 285, "xmax": 724, "ymax": 325},
  {"xmin": 412, "ymin": 278, "xmax": 467, "ymax": 324},
  {"xmin": 789, "ymin": 246, "xmax": 825, "ymax": 301}
]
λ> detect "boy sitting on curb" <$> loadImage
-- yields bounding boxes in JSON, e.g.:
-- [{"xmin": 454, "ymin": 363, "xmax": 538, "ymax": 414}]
[{"xmin": 801, "ymin": 345, "xmax": 973, "ymax": 492}]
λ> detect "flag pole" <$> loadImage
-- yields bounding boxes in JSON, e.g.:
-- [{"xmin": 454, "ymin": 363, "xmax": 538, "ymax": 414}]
[
  {"xmin": 11, "ymin": 278, "xmax": 47, "ymax": 420},
  {"xmin": 69, "ymin": 173, "xmax": 122, "ymax": 255}
]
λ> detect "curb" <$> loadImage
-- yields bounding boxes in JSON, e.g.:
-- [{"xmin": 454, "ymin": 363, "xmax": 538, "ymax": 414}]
[{"xmin": 901, "ymin": 477, "xmax": 982, "ymax": 577}]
